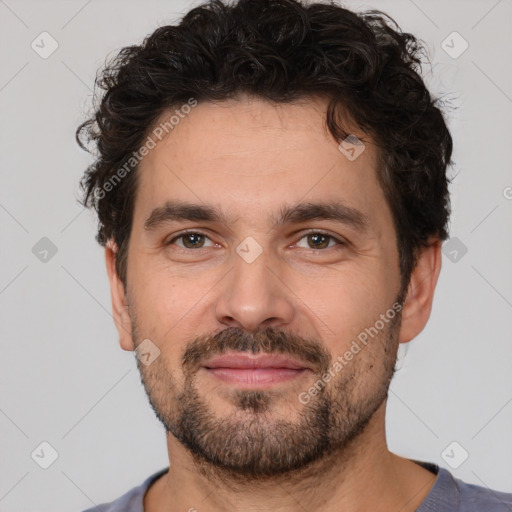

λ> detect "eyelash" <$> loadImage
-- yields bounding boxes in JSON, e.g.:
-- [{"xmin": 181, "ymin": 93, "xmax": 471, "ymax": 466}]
[{"xmin": 166, "ymin": 230, "xmax": 347, "ymax": 251}]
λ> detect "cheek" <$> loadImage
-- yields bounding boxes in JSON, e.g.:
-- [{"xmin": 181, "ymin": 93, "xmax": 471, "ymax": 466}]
[
  {"xmin": 322, "ymin": 317, "xmax": 398, "ymax": 406},
  {"xmin": 289, "ymin": 262, "xmax": 396, "ymax": 351},
  {"xmin": 127, "ymin": 268, "xmax": 194, "ymax": 365},
  {"xmin": 130, "ymin": 257, "xmax": 195, "ymax": 323}
]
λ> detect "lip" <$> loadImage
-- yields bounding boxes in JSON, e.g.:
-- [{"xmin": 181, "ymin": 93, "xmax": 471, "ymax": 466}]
[
  {"xmin": 201, "ymin": 353, "xmax": 311, "ymax": 388},
  {"xmin": 202, "ymin": 353, "xmax": 309, "ymax": 370}
]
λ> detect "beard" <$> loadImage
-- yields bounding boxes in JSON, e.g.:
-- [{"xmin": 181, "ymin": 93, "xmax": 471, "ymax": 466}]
[{"xmin": 132, "ymin": 302, "xmax": 402, "ymax": 481}]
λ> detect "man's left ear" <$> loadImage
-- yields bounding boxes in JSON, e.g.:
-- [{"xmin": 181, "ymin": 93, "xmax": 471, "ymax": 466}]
[{"xmin": 398, "ymin": 238, "xmax": 442, "ymax": 343}]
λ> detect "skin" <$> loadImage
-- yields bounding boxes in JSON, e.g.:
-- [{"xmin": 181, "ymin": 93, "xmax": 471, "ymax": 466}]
[{"xmin": 105, "ymin": 95, "xmax": 442, "ymax": 511}]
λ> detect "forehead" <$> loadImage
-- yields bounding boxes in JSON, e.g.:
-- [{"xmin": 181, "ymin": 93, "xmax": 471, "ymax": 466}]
[{"xmin": 134, "ymin": 96, "xmax": 389, "ymax": 231}]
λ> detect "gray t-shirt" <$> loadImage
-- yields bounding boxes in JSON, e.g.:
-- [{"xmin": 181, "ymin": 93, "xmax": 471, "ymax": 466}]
[{"xmin": 81, "ymin": 461, "xmax": 512, "ymax": 511}]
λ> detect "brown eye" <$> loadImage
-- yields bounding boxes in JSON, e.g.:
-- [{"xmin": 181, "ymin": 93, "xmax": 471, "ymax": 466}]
[
  {"xmin": 181, "ymin": 233, "xmax": 205, "ymax": 248},
  {"xmin": 307, "ymin": 233, "xmax": 331, "ymax": 249},
  {"xmin": 168, "ymin": 232, "xmax": 214, "ymax": 249},
  {"xmin": 296, "ymin": 231, "xmax": 344, "ymax": 250}
]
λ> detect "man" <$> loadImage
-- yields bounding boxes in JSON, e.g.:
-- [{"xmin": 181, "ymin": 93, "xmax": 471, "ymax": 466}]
[{"xmin": 77, "ymin": 0, "xmax": 512, "ymax": 510}]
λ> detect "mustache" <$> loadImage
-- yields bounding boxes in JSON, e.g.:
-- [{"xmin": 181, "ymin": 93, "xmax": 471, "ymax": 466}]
[{"xmin": 182, "ymin": 326, "xmax": 331, "ymax": 374}]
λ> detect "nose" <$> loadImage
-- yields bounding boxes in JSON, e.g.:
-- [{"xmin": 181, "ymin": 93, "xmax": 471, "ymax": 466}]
[{"xmin": 214, "ymin": 246, "xmax": 295, "ymax": 332}]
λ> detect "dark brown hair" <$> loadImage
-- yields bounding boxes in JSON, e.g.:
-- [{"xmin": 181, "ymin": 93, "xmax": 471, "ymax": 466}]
[{"xmin": 77, "ymin": 0, "xmax": 453, "ymax": 291}]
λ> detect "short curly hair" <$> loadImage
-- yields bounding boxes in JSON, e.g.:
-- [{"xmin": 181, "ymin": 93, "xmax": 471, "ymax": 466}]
[{"xmin": 77, "ymin": 0, "xmax": 453, "ymax": 291}]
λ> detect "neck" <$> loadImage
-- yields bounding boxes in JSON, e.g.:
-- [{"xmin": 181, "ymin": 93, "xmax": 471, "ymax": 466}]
[{"xmin": 144, "ymin": 403, "xmax": 436, "ymax": 512}]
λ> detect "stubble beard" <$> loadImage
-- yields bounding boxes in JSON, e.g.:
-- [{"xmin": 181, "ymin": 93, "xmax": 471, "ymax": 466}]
[{"xmin": 134, "ymin": 312, "xmax": 401, "ymax": 482}]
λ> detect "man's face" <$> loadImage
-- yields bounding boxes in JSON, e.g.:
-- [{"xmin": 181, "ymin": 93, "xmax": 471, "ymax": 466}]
[{"xmin": 120, "ymin": 96, "xmax": 404, "ymax": 478}]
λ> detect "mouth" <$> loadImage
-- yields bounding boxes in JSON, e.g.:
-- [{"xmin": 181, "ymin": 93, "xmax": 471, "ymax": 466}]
[{"xmin": 201, "ymin": 352, "xmax": 312, "ymax": 388}]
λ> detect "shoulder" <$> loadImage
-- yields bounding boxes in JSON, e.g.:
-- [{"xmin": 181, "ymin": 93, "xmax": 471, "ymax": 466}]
[
  {"xmin": 417, "ymin": 461, "xmax": 512, "ymax": 512},
  {"xmin": 79, "ymin": 467, "xmax": 169, "ymax": 512},
  {"xmin": 456, "ymin": 474, "xmax": 512, "ymax": 511}
]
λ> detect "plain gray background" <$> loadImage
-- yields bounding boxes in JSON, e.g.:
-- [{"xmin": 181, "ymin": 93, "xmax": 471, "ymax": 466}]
[{"xmin": 0, "ymin": 0, "xmax": 511, "ymax": 510}]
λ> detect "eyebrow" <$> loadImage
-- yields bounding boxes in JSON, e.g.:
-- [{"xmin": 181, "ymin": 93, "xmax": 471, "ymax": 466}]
[{"xmin": 144, "ymin": 200, "xmax": 369, "ymax": 233}]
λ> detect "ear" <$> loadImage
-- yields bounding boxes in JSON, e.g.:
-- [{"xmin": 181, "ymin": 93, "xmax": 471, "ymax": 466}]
[
  {"xmin": 105, "ymin": 240, "xmax": 135, "ymax": 351},
  {"xmin": 398, "ymin": 238, "xmax": 442, "ymax": 343}
]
